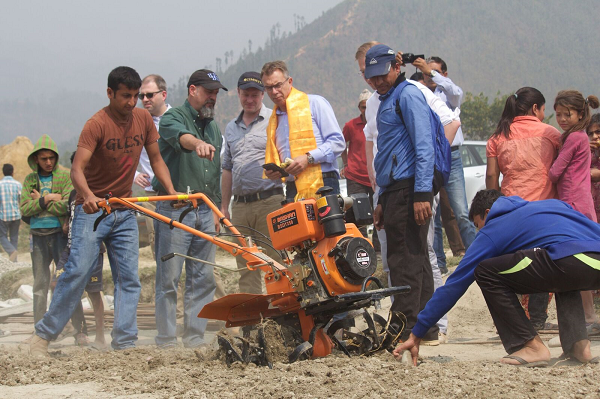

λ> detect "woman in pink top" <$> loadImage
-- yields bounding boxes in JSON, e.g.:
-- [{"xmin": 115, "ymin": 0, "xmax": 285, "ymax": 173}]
[
  {"xmin": 486, "ymin": 87, "xmax": 561, "ymax": 200},
  {"xmin": 486, "ymin": 87, "xmax": 561, "ymax": 330},
  {"xmin": 549, "ymin": 90, "xmax": 600, "ymax": 222}
]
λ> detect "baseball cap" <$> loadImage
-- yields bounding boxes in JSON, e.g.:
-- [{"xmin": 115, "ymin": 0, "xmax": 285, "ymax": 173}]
[
  {"xmin": 187, "ymin": 69, "xmax": 228, "ymax": 91},
  {"xmin": 359, "ymin": 89, "xmax": 371, "ymax": 103},
  {"xmin": 364, "ymin": 44, "xmax": 396, "ymax": 79},
  {"xmin": 238, "ymin": 72, "xmax": 264, "ymax": 91}
]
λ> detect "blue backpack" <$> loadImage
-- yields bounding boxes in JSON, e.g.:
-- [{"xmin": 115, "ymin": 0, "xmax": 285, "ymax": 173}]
[{"xmin": 394, "ymin": 80, "xmax": 452, "ymax": 194}]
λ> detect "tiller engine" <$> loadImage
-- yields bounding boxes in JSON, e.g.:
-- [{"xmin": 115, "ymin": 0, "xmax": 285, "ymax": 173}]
[{"xmin": 96, "ymin": 186, "xmax": 409, "ymax": 365}]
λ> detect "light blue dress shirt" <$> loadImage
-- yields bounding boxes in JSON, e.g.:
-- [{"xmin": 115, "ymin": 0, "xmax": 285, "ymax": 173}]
[{"xmin": 274, "ymin": 94, "xmax": 345, "ymax": 181}]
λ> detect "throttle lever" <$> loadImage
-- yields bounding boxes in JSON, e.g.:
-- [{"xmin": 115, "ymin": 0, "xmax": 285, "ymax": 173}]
[
  {"xmin": 178, "ymin": 204, "xmax": 195, "ymax": 225},
  {"xmin": 93, "ymin": 209, "xmax": 108, "ymax": 232},
  {"xmin": 94, "ymin": 193, "xmax": 113, "ymax": 232}
]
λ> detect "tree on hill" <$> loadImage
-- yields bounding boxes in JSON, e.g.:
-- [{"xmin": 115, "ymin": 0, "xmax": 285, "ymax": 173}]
[
  {"xmin": 461, "ymin": 92, "xmax": 555, "ymax": 141},
  {"xmin": 9, "ymin": 0, "xmax": 593, "ymax": 145},
  {"xmin": 201, "ymin": 0, "xmax": 594, "ymax": 134}
]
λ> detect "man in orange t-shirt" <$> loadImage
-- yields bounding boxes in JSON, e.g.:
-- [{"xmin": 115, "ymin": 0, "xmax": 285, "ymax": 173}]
[{"xmin": 30, "ymin": 66, "xmax": 177, "ymax": 356}]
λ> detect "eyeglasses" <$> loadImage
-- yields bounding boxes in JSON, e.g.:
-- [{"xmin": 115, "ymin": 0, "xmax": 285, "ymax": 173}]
[
  {"xmin": 264, "ymin": 80, "xmax": 288, "ymax": 92},
  {"xmin": 138, "ymin": 91, "xmax": 163, "ymax": 100}
]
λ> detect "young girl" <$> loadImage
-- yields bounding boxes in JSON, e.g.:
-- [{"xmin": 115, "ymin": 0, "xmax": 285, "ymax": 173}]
[
  {"xmin": 549, "ymin": 90, "xmax": 600, "ymax": 221},
  {"xmin": 585, "ymin": 113, "xmax": 600, "ymax": 335},
  {"xmin": 588, "ymin": 113, "xmax": 600, "ymax": 221}
]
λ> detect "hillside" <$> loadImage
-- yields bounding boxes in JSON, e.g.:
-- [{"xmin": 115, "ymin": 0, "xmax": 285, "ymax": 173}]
[
  {"xmin": 2, "ymin": 0, "xmax": 597, "ymax": 144},
  {"xmin": 207, "ymin": 0, "xmax": 598, "ymax": 136}
]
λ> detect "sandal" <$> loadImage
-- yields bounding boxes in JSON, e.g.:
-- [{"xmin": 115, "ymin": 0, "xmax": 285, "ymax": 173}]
[
  {"xmin": 559, "ymin": 352, "xmax": 600, "ymax": 364},
  {"xmin": 75, "ymin": 332, "xmax": 89, "ymax": 346},
  {"xmin": 586, "ymin": 322, "xmax": 600, "ymax": 336},
  {"xmin": 502, "ymin": 355, "xmax": 549, "ymax": 368}
]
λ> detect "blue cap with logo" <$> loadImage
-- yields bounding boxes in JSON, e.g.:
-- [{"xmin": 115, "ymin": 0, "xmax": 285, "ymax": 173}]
[{"xmin": 364, "ymin": 44, "xmax": 396, "ymax": 79}]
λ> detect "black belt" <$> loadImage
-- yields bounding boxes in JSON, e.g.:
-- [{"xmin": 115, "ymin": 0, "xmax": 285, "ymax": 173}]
[
  {"xmin": 386, "ymin": 177, "xmax": 415, "ymax": 192},
  {"xmin": 234, "ymin": 187, "xmax": 284, "ymax": 203},
  {"xmin": 321, "ymin": 171, "xmax": 338, "ymax": 179},
  {"xmin": 285, "ymin": 171, "xmax": 338, "ymax": 185},
  {"xmin": 451, "ymin": 145, "xmax": 460, "ymax": 152}
]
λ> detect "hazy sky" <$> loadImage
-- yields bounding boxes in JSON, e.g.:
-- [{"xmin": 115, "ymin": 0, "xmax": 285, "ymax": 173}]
[{"xmin": 0, "ymin": 0, "xmax": 343, "ymax": 100}]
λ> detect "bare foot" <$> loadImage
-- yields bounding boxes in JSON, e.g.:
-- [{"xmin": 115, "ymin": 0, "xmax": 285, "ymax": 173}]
[
  {"xmin": 500, "ymin": 336, "xmax": 550, "ymax": 365},
  {"xmin": 568, "ymin": 339, "xmax": 593, "ymax": 363}
]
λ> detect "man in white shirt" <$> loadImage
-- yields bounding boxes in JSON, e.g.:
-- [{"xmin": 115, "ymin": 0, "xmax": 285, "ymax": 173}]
[
  {"xmin": 413, "ymin": 57, "xmax": 477, "ymax": 275},
  {"xmin": 135, "ymin": 74, "xmax": 171, "ymax": 257}
]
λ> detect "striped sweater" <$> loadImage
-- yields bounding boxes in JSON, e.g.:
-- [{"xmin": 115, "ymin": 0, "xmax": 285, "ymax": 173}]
[{"xmin": 20, "ymin": 134, "xmax": 73, "ymax": 226}]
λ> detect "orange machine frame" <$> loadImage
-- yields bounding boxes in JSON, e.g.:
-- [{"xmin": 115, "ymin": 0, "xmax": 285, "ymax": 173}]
[{"xmin": 96, "ymin": 193, "xmax": 348, "ymax": 357}]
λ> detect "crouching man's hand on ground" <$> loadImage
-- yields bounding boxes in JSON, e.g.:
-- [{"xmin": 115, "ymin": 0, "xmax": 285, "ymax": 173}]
[{"xmin": 392, "ymin": 333, "xmax": 421, "ymax": 366}]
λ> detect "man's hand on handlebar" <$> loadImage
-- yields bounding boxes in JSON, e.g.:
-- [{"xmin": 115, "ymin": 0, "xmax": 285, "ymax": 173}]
[{"xmin": 84, "ymin": 195, "xmax": 104, "ymax": 214}]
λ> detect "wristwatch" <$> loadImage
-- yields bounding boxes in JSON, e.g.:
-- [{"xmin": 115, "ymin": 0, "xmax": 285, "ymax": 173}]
[
  {"xmin": 306, "ymin": 152, "xmax": 315, "ymax": 164},
  {"xmin": 429, "ymin": 70, "xmax": 437, "ymax": 78}
]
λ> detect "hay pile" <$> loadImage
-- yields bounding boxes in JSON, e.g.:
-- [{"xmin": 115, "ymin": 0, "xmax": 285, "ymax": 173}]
[
  {"xmin": 0, "ymin": 136, "xmax": 34, "ymax": 183},
  {"xmin": 0, "ymin": 136, "xmax": 69, "ymax": 183}
]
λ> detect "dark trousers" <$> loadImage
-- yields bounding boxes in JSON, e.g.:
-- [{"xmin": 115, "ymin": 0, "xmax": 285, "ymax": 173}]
[
  {"xmin": 31, "ymin": 232, "xmax": 67, "ymax": 323},
  {"xmin": 528, "ymin": 292, "xmax": 551, "ymax": 328},
  {"xmin": 380, "ymin": 186, "xmax": 438, "ymax": 341},
  {"xmin": 474, "ymin": 248, "xmax": 600, "ymax": 355}
]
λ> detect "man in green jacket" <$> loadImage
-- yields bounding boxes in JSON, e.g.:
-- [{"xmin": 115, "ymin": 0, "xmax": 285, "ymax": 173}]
[
  {"xmin": 153, "ymin": 69, "xmax": 226, "ymax": 348},
  {"xmin": 20, "ymin": 134, "xmax": 73, "ymax": 323}
]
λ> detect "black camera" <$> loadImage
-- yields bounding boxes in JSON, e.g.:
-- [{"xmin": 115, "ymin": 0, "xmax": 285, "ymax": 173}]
[{"xmin": 401, "ymin": 53, "xmax": 424, "ymax": 64}]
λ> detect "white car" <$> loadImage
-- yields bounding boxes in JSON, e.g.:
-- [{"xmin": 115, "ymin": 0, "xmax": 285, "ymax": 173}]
[
  {"xmin": 461, "ymin": 140, "xmax": 502, "ymax": 208},
  {"xmin": 338, "ymin": 141, "xmax": 499, "ymax": 210}
]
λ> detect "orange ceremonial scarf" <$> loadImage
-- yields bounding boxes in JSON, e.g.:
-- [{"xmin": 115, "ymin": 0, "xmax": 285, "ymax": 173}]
[{"xmin": 264, "ymin": 87, "xmax": 324, "ymax": 201}]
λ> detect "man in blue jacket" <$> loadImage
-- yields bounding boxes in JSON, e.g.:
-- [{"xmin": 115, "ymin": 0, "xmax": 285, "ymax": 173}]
[
  {"xmin": 364, "ymin": 44, "xmax": 439, "ymax": 343},
  {"xmin": 396, "ymin": 189, "xmax": 600, "ymax": 366}
]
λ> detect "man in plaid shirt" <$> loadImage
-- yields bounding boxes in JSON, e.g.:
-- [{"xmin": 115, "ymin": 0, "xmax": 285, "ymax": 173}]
[{"xmin": 0, "ymin": 164, "xmax": 22, "ymax": 262}]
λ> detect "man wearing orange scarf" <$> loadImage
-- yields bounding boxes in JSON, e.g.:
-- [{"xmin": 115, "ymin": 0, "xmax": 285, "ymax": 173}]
[{"xmin": 261, "ymin": 61, "xmax": 345, "ymax": 201}]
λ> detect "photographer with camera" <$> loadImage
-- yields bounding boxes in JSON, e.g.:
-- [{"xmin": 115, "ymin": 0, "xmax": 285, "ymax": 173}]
[{"xmin": 412, "ymin": 56, "xmax": 477, "ymax": 275}]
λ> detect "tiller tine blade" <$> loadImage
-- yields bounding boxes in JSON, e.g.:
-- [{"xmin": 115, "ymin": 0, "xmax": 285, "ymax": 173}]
[{"xmin": 218, "ymin": 335, "xmax": 244, "ymax": 366}]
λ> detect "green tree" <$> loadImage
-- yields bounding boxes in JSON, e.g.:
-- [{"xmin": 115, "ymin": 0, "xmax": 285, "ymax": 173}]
[{"xmin": 461, "ymin": 92, "xmax": 511, "ymax": 140}]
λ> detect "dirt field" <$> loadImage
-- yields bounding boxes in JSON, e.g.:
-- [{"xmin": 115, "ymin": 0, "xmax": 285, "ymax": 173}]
[{"xmin": 1, "ymin": 249, "xmax": 599, "ymax": 398}]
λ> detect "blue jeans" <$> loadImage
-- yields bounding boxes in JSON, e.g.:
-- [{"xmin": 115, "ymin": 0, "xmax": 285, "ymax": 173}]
[
  {"xmin": 0, "ymin": 219, "xmax": 19, "ymax": 255},
  {"xmin": 31, "ymin": 231, "xmax": 67, "ymax": 323},
  {"xmin": 35, "ymin": 206, "xmax": 140, "ymax": 350},
  {"xmin": 434, "ymin": 149, "xmax": 477, "ymax": 269},
  {"xmin": 154, "ymin": 201, "xmax": 216, "ymax": 348}
]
